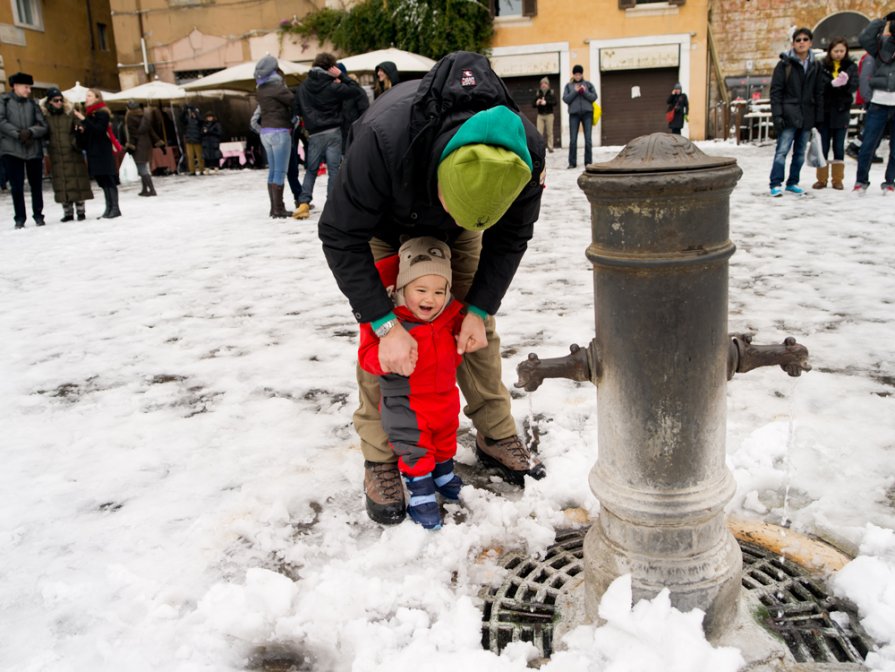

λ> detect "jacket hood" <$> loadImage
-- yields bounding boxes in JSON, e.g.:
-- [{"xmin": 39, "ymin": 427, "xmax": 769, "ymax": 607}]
[
  {"xmin": 376, "ymin": 61, "xmax": 400, "ymax": 85},
  {"xmin": 303, "ymin": 67, "xmax": 338, "ymax": 94},
  {"xmin": 780, "ymin": 50, "xmax": 816, "ymax": 69}
]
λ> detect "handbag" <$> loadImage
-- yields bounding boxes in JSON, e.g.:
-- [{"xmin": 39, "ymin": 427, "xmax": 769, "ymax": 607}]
[
  {"xmin": 806, "ymin": 128, "xmax": 826, "ymax": 168},
  {"xmin": 592, "ymin": 102, "xmax": 602, "ymax": 125},
  {"xmin": 665, "ymin": 109, "xmax": 675, "ymax": 123}
]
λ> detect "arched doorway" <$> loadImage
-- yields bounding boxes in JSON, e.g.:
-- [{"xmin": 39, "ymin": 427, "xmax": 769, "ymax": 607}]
[{"xmin": 813, "ymin": 11, "xmax": 871, "ymax": 50}]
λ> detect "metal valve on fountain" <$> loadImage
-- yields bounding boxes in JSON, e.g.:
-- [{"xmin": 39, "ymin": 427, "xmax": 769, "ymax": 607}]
[
  {"xmin": 514, "ymin": 134, "xmax": 811, "ymax": 638},
  {"xmin": 516, "ymin": 333, "xmax": 811, "ymax": 392}
]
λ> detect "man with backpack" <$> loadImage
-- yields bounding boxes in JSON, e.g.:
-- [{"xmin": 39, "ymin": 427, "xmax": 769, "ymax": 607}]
[{"xmin": 768, "ymin": 27, "xmax": 825, "ymax": 197}]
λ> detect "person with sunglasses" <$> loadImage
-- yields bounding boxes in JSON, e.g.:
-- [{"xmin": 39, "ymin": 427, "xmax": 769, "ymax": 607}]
[
  {"xmin": 768, "ymin": 28, "xmax": 825, "ymax": 197},
  {"xmin": 40, "ymin": 87, "xmax": 93, "ymax": 221}
]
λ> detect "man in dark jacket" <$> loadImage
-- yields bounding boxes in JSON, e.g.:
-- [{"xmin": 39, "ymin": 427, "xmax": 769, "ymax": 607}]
[
  {"xmin": 0, "ymin": 71, "xmax": 48, "ymax": 228},
  {"xmin": 562, "ymin": 65, "xmax": 597, "ymax": 169},
  {"xmin": 180, "ymin": 105, "xmax": 204, "ymax": 175},
  {"xmin": 319, "ymin": 51, "xmax": 547, "ymax": 526},
  {"xmin": 293, "ymin": 52, "xmax": 358, "ymax": 219},
  {"xmin": 533, "ymin": 77, "xmax": 556, "ymax": 151},
  {"xmin": 768, "ymin": 27, "xmax": 825, "ymax": 197},
  {"xmin": 854, "ymin": 12, "xmax": 895, "ymax": 193}
]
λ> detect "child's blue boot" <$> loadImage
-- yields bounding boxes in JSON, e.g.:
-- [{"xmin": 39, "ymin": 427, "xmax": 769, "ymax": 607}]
[
  {"xmin": 432, "ymin": 459, "xmax": 463, "ymax": 500},
  {"xmin": 404, "ymin": 474, "xmax": 442, "ymax": 529}
]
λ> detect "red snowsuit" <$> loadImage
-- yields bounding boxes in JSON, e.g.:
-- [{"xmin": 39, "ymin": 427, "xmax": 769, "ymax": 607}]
[{"xmin": 358, "ymin": 255, "xmax": 465, "ymax": 477}]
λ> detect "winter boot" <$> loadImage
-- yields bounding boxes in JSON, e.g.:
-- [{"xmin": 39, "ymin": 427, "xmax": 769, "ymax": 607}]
[
  {"xmin": 403, "ymin": 473, "xmax": 442, "ymax": 530},
  {"xmin": 293, "ymin": 202, "xmax": 311, "ymax": 220},
  {"xmin": 140, "ymin": 175, "xmax": 157, "ymax": 196},
  {"xmin": 266, "ymin": 183, "xmax": 276, "ymax": 217},
  {"xmin": 14, "ymin": 218, "xmax": 25, "ymax": 229},
  {"xmin": 76, "ymin": 202, "xmax": 86, "ymax": 220},
  {"xmin": 98, "ymin": 187, "xmax": 112, "ymax": 219},
  {"xmin": 432, "ymin": 459, "xmax": 463, "ymax": 500},
  {"xmin": 271, "ymin": 184, "xmax": 289, "ymax": 218},
  {"xmin": 364, "ymin": 461, "xmax": 406, "ymax": 525},
  {"xmin": 104, "ymin": 186, "xmax": 121, "ymax": 219},
  {"xmin": 475, "ymin": 432, "xmax": 546, "ymax": 486},
  {"xmin": 34, "ymin": 215, "xmax": 45, "ymax": 226},
  {"xmin": 812, "ymin": 164, "xmax": 829, "ymax": 189},
  {"xmin": 61, "ymin": 202, "xmax": 74, "ymax": 222},
  {"xmin": 831, "ymin": 161, "xmax": 845, "ymax": 190}
]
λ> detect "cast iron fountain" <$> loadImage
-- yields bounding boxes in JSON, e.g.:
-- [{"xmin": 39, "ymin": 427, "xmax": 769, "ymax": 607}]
[{"xmin": 514, "ymin": 134, "xmax": 811, "ymax": 638}]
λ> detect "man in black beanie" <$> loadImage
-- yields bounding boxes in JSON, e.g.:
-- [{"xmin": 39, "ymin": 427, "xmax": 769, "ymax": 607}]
[
  {"xmin": 562, "ymin": 64, "xmax": 597, "ymax": 169},
  {"xmin": 0, "ymin": 72, "xmax": 48, "ymax": 228}
]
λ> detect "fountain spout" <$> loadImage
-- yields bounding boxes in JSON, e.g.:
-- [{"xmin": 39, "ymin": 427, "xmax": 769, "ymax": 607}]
[
  {"xmin": 514, "ymin": 340, "xmax": 602, "ymax": 392},
  {"xmin": 727, "ymin": 334, "xmax": 811, "ymax": 380}
]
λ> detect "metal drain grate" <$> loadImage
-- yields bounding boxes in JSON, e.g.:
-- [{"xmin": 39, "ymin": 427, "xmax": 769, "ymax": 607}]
[
  {"xmin": 740, "ymin": 541, "xmax": 871, "ymax": 664},
  {"xmin": 481, "ymin": 530, "xmax": 583, "ymax": 657},
  {"xmin": 481, "ymin": 530, "xmax": 873, "ymax": 664}
]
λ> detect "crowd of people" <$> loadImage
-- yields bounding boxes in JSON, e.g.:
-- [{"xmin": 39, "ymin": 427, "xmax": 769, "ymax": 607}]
[{"xmin": 768, "ymin": 17, "xmax": 895, "ymax": 196}]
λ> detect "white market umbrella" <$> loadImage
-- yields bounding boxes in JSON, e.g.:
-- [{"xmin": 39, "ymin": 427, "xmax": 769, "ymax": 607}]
[
  {"xmin": 182, "ymin": 60, "xmax": 309, "ymax": 93},
  {"xmin": 104, "ymin": 80, "xmax": 187, "ymax": 103},
  {"xmin": 337, "ymin": 47, "xmax": 436, "ymax": 74},
  {"xmin": 61, "ymin": 81, "xmax": 90, "ymax": 103}
]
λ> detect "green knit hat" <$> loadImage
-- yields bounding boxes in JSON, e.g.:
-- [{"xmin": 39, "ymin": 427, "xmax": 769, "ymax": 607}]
[{"xmin": 438, "ymin": 106, "xmax": 533, "ymax": 231}]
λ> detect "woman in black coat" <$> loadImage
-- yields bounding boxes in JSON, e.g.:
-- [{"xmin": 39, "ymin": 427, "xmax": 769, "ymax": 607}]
[
  {"xmin": 666, "ymin": 83, "xmax": 689, "ymax": 135},
  {"xmin": 74, "ymin": 89, "xmax": 122, "ymax": 218},
  {"xmin": 813, "ymin": 38, "xmax": 858, "ymax": 190},
  {"xmin": 201, "ymin": 111, "xmax": 223, "ymax": 170}
]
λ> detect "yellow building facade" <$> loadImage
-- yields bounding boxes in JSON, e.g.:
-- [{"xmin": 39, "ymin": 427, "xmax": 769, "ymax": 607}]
[
  {"xmin": 109, "ymin": 0, "xmax": 322, "ymax": 89},
  {"xmin": 490, "ymin": 0, "xmax": 709, "ymax": 146},
  {"xmin": 0, "ymin": 0, "xmax": 119, "ymax": 93}
]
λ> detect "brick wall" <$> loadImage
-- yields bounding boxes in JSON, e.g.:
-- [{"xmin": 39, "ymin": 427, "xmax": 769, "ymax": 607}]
[{"xmin": 709, "ymin": 0, "xmax": 889, "ymax": 101}]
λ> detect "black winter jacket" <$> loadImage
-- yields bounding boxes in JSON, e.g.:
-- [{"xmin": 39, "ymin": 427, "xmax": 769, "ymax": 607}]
[
  {"xmin": 533, "ymin": 88, "xmax": 556, "ymax": 115},
  {"xmin": 80, "ymin": 106, "xmax": 118, "ymax": 178},
  {"xmin": 666, "ymin": 92, "xmax": 689, "ymax": 130},
  {"xmin": 318, "ymin": 51, "xmax": 546, "ymax": 324},
  {"xmin": 181, "ymin": 107, "xmax": 203, "ymax": 143},
  {"xmin": 819, "ymin": 56, "xmax": 858, "ymax": 129},
  {"xmin": 296, "ymin": 68, "xmax": 356, "ymax": 135},
  {"xmin": 770, "ymin": 51, "xmax": 825, "ymax": 130},
  {"xmin": 340, "ymin": 76, "xmax": 370, "ymax": 146}
]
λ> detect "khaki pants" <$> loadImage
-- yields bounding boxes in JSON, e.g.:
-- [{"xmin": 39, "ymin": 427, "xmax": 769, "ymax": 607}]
[
  {"xmin": 184, "ymin": 143, "xmax": 204, "ymax": 174},
  {"xmin": 536, "ymin": 113, "xmax": 554, "ymax": 149},
  {"xmin": 355, "ymin": 231, "xmax": 517, "ymax": 462}
]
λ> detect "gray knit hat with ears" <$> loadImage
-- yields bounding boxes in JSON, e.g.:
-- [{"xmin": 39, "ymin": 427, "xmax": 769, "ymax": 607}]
[
  {"xmin": 539, "ymin": 77, "xmax": 550, "ymax": 86},
  {"xmin": 395, "ymin": 237, "xmax": 452, "ymax": 292}
]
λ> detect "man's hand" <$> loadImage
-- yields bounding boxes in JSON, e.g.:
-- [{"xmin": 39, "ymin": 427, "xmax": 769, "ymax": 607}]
[
  {"xmin": 457, "ymin": 312, "xmax": 487, "ymax": 355},
  {"xmin": 378, "ymin": 323, "xmax": 418, "ymax": 376}
]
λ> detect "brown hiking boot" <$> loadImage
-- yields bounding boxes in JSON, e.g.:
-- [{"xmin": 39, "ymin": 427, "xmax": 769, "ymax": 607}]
[
  {"xmin": 475, "ymin": 432, "xmax": 546, "ymax": 486},
  {"xmin": 364, "ymin": 460, "xmax": 406, "ymax": 525}
]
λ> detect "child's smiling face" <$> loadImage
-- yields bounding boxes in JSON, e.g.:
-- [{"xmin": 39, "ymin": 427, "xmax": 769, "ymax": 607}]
[{"xmin": 403, "ymin": 274, "xmax": 448, "ymax": 322}]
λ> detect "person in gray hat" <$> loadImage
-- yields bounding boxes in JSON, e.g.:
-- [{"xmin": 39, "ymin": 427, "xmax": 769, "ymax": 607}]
[
  {"xmin": 253, "ymin": 54, "xmax": 294, "ymax": 218},
  {"xmin": 0, "ymin": 71, "xmax": 48, "ymax": 228},
  {"xmin": 40, "ymin": 87, "xmax": 93, "ymax": 221}
]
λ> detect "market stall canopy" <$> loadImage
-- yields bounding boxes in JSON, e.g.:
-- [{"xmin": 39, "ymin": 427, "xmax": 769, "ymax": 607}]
[
  {"xmin": 104, "ymin": 80, "xmax": 187, "ymax": 103},
  {"xmin": 337, "ymin": 48, "xmax": 436, "ymax": 74},
  {"xmin": 62, "ymin": 81, "xmax": 112, "ymax": 103},
  {"xmin": 182, "ymin": 60, "xmax": 310, "ymax": 93}
]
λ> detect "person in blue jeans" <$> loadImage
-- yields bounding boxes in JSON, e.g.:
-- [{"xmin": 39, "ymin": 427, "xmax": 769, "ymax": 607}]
[
  {"xmin": 768, "ymin": 27, "xmax": 824, "ymax": 197},
  {"xmin": 251, "ymin": 55, "xmax": 294, "ymax": 218},
  {"xmin": 854, "ymin": 13, "xmax": 895, "ymax": 194},
  {"xmin": 562, "ymin": 64, "xmax": 597, "ymax": 169},
  {"xmin": 293, "ymin": 52, "xmax": 357, "ymax": 219}
]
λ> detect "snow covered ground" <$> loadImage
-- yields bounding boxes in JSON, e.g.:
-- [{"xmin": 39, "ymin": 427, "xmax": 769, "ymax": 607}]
[{"xmin": 1, "ymin": 140, "xmax": 893, "ymax": 672}]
